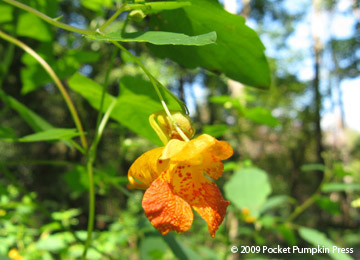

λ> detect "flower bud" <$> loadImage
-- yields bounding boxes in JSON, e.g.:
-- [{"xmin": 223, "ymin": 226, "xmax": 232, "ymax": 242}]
[{"xmin": 149, "ymin": 110, "xmax": 195, "ymax": 143}]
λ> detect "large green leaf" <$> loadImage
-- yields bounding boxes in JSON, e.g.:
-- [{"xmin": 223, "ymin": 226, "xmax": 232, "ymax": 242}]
[
  {"xmin": 0, "ymin": 4, "xmax": 13, "ymax": 23},
  {"xmin": 16, "ymin": 12, "xmax": 52, "ymax": 42},
  {"xmin": 127, "ymin": 2, "xmax": 191, "ymax": 14},
  {"xmin": 87, "ymin": 31, "xmax": 216, "ymax": 46},
  {"xmin": 299, "ymin": 227, "xmax": 353, "ymax": 260},
  {"xmin": 17, "ymin": 128, "xmax": 80, "ymax": 142},
  {"xmin": 149, "ymin": 0, "xmax": 270, "ymax": 88},
  {"xmin": 68, "ymin": 73, "xmax": 181, "ymax": 144},
  {"xmin": 224, "ymin": 167, "xmax": 272, "ymax": 217},
  {"xmin": 80, "ymin": 0, "xmax": 112, "ymax": 11}
]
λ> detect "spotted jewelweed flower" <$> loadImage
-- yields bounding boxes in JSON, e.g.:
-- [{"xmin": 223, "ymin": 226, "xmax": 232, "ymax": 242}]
[{"xmin": 128, "ymin": 133, "xmax": 233, "ymax": 237}]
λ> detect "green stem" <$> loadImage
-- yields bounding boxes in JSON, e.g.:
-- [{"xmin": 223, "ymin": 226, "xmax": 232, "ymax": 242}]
[
  {"xmin": 0, "ymin": 29, "xmax": 88, "ymax": 150},
  {"xmin": 112, "ymin": 42, "xmax": 190, "ymax": 141},
  {"xmin": 82, "ymin": 159, "xmax": 95, "ymax": 260},
  {"xmin": 287, "ymin": 193, "xmax": 320, "ymax": 222},
  {"xmin": 2, "ymin": 0, "xmax": 97, "ymax": 35},
  {"xmin": 94, "ymin": 48, "xmax": 118, "ymax": 137},
  {"xmin": 287, "ymin": 172, "xmax": 328, "ymax": 222},
  {"xmin": 98, "ymin": 3, "xmax": 127, "ymax": 32},
  {"xmin": 81, "ymin": 99, "xmax": 118, "ymax": 259}
]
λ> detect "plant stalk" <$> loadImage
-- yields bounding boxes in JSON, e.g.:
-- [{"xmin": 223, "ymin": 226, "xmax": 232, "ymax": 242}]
[{"xmin": 0, "ymin": 29, "xmax": 88, "ymax": 150}]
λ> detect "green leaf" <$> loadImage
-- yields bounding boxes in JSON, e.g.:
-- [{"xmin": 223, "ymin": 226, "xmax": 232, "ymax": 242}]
[
  {"xmin": 21, "ymin": 48, "xmax": 101, "ymax": 94},
  {"xmin": 80, "ymin": 0, "xmax": 112, "ymax": 11},
  {"xmin": 298, "ymin": 227, "xmax": 353, "ymax": 260},
  {"xmin": 68, "ymin": 73, "xmax": 181, "ymax": 144},
  {"xmin": 149, "ymin": 0, "xmax": 270, "ymax": 88},
  {"xmin": 128, "ymin": 1, "xmax": 191, "ymax": 14},
  {"xmin": 0, "ymin": 4, "xmax": 13, "ymax": 23},
  {"xmin": 315, "ymin": 197, "xmax": 340, "ymax": 215},
  {"xmin": 244, "ymin": 107, "xmax": 280, "ymax": 127},
  {"xmin": 202, "ymin": 124, "xmax": 229, "ymax": 137},
  {"xmin": 0, "ymin": 127, "xmax": 16, "ymax": 139},
  {"xmin": 224, "ymin": 167, "xmax": 272, "ymax": 217},
  {"xmin": 87, "ymin": 31, "xmax": 217, "ymax": 46},
  {"xmin": 322, "ymin": 183, "xmax": 360, "ymax": 193},
  {"xmin": 259, "ymin": 195, "xmax": 293, "ymax": 214},
  {"xmin": 18, "ymin": 128, "xmax": 80, "ymax": 142},
  {"xmin": 36, "ymin": 234, "xmax": 67, "ymax": 252},
  {"xmin": 140, "ymin": 236, "xmax": 168, "ymax": 260},
  {"xmin": 16, "ymin": 12, "xmax": 52, "ymax": 42},
  {"xmin": 277, "ymin": 224, "xmax": 298, "ymax": 246},
  {"xmin": 163, "ymin": 234, "xmax": 202, "ymax": 260},
  {"xmin": 0, "ymin": 91, "xmax": 53, "ymax": 132},
  {"xmin": 63, "ymin": 165, "xmax": 89, "ymax": 193},
  {"xmin": 301, "ymin": 163, "xmax": 326, "ymax": 172}
]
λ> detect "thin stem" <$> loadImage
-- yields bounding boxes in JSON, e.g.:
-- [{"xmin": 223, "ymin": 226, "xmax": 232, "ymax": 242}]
[
  {"xmin": 97, "ymin": 99, "xmax": 118, "ymax": 140},
  {"xmin": 2, "ymin": 0, "xmax": 97, "ymax": 35},
  {"xmin": 0, "ymin": 29, "xmax": 88, "ymax": 150},
  {"xmin": 98, "ymin": 3, "xmax": 127, "ymax": 32},
  {"xmin": 82, "ymin": 160, "xmax": 95, "ymax": 260},
  {"xmin": 112, "ymin": 42, "xmax": 190, "ymax": 141},
  {"xmin": 94, "ymin": 48, "xmax": 118, "ymax": 137},
  {"xmin": 81, "ymin": 98, "xmax": 118, "ymax": 259}
]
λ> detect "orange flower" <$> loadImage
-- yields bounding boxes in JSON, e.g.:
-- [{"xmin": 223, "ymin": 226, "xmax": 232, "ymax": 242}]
[{"xmin": 128, "ymin": 134, "xmax": 233, "ymax": 237}]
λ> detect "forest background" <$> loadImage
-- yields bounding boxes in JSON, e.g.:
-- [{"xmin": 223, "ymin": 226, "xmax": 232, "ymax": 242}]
[{"xmin": 0, "ymin": 0, "xmax": 359, "ymax": 259}]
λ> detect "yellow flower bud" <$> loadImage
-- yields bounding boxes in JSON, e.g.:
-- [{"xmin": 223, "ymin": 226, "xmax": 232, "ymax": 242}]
[{"xmin": 149, "ymin": 110, "xmax": 195, "ymax": 144}]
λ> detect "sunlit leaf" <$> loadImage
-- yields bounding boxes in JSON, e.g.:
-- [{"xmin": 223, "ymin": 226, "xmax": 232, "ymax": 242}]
[
  {"xmin": 224, "ymin": 167, "xmax": 272, "ymax": 218},
  {"xmin": 36, "ymin": 234, "xmax": 67, "ymax": 252},
  {"xmin": 149, "ymin": 0, "xmax": 270, "ymax": 88},
  {"xmin": 0, "ymin": 4, "xmax": 13, "ymax": 23},
  {"xmin": 128, "ymin": 1, "xmax": 191, "ymax": 14},
  {"xmin": 16, "ymin": 12, "xmax": 52, "ymax": 42},
  {"xmin": 68, "ymin": 73, "xmax": 181, "ymax": 145},
  {"xmin": 87, "ymin": 31, "xmax": 216, "ymax": 46},
  {"xmin": 80, "ymin": 0, "xmax": 112, "ymax": 11},
  {"xmin": 18, "ymin": 128, "xmax": 80, "ymax": 142}
]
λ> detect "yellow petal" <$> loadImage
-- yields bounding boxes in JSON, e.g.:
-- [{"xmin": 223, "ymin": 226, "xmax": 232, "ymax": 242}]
[
  {"xmin": 159, "ymin": 139, "xmax": 186, "ymax": 160},
  {"xmin": 142, "ymin": 174, "xmax": 193, "ymax": 235},
  {"xmin": 128, "ymin": 147, "xmax": 167, "ymax": 188}
]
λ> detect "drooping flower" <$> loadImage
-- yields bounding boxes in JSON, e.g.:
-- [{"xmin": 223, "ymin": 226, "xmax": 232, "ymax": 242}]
[{"xmin": 128, "ymin": 134, "xmax": 233, "ymax": 237}]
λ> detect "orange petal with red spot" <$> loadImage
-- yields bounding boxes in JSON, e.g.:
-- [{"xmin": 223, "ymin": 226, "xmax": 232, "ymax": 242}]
[
  {"xmin": 142, "ymin": 175, "xmax": 193, "ymax": 235},
  {"xmin": 128, "ymin": 147, "xmax": 167, "ymax": 188},
  {"xmin": 191, "ymin": 182, "xmax": 229, "ymax": 238}
]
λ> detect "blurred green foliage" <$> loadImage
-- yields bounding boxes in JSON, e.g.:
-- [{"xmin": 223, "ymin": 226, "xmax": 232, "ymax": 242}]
[{"xmin": 0, "ymin": 0, "xmax": 359, "ymax": 259}]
